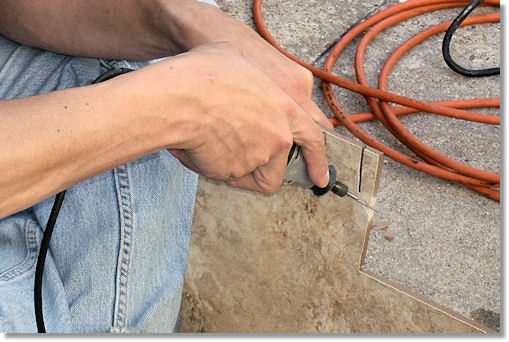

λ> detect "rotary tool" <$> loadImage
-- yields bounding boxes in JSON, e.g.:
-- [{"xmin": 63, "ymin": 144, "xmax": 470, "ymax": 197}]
[{"xmin": 284, "ymin": 143, "xmax": 376, "ymax": 211}]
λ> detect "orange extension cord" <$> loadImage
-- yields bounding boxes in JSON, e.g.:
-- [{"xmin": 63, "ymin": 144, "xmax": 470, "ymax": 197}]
[{"xmin": 253, "ymin": 0, "xmax": 500, "ymax": 201}]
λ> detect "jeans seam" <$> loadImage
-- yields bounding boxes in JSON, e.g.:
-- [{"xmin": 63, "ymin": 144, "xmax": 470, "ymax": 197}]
[
  {"xmin": 113, "ymin": 164, "xmax": 135, "ymax": 328},
  {"xmin": 0, "ymin": 220, "xmax": 38, "ymax": 282}
]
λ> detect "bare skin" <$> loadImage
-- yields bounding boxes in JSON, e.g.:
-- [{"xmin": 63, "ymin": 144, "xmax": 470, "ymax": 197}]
[{"xmin": 0, "ymin": 0, "xmax": 332, "ymax": 219}]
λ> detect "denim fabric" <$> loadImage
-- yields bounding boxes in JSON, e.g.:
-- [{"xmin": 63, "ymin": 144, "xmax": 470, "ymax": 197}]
[{"xmin": 0, "ymin": 0, "xmax": 217, "ymax": 333}]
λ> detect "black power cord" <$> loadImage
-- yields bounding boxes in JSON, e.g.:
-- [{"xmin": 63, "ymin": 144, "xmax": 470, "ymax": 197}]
[
  {"xmin": 442, "ymin": 0, "xmax": 500, "ymax": 77},
  {"xmin": 34, "ymin": 66, "xmax": 133, "ymax": 333}
]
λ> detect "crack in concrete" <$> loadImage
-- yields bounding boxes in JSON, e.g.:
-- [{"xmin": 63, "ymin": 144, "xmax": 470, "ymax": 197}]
[{"xmin": 311, "ymin": 0, "xmax": 387, "ymax": 67}]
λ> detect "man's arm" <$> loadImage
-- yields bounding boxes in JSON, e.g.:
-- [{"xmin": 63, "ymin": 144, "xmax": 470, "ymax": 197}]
[
  {"xmin": 0, "ymin": 0, "xmax": 281, "ymax": 61},
  {"xmin": 0, "ymin": 0, "xmax": 185, "ymax": 60},
  {"xmin": 0, "ymin": 0, "xmax": 332, "ymax": 129},
  {"xmin": 0, "ymin": 44, "xmax": 329, "ymax": 219},
  {"xmin": 0, "ymin": 1, "xmax": 332, "ymax": 218}
]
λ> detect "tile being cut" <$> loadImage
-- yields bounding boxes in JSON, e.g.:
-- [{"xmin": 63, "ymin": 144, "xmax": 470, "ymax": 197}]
[
  {"xmin": 179, "ymin": 0, "xmax": 498, "ymax": 333},
  {"xmin": 212, "ymin": 0, "xmax": 500, "ymax": 329},
  {"xmin": 179, "ymin": 130, "xmax": 490, "ymax": 333}
]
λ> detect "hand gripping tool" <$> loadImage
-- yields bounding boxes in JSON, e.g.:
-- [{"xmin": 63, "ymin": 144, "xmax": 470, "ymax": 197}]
[{"xmin": 284, "ymin": 143, "xmax": 376, "ymax": 211}]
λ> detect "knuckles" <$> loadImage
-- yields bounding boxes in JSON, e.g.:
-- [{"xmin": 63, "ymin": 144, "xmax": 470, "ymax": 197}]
[
  {"xmin": 229, "ymin": 165, "xmax": 248, "ymax": 180},
  {"xmin": 274, "ymin": 133, "xmax": 294, "ymax": 154}
]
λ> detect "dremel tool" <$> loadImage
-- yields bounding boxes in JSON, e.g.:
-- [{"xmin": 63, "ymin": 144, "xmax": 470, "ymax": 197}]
[{"xmin": 284, "ymin": 143, "xmax": 376, "ymax": 211}]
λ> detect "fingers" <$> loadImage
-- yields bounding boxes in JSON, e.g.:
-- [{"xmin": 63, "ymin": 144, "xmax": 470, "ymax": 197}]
[
  {"xmin": 287, "ymin": 106, "xmax": 330, "ymax": 188},
  {"xmin": 298, "ymin": 96, "xmax": 334, "ymax": 130},
  {"xmin": 270, "ymin": 81, "xmax": 331, "ymax": 189},
  {"xmin": 290, "ymin": 69, "xmax": 333, "ymax": 130},
  {"xmin": 300, "ymin": 140, "xmax": 330, "ymax": 188},
  {"xmin": 228, "ymin": 147, "xmax": 289, "ymax": 194},
  {"xmin": 231, "ymin": 107, "xmax": 328, "ymax": 193},
  {"xmin": 172, "ymin": 100, "xmax": 328, "ymax": 192},
  {"xmin": 207, "ymin": 40, "xmax": 332, "ymax": 130},
  {"xmin": 171, "ymin": 43, "xmax": 330, "ymax": 194}
]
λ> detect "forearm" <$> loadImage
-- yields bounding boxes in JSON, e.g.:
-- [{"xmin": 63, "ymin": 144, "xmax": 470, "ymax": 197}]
[
  {"xmin": 0, "ymin": 65, "xmax": 193, "ymax": 219},
  {"xmin": 0, "ymin": 0, "xmax": 256, "ymax": 61},
  {"xmin": 0, "ymin": 0, "xmax": 332, "ymax": 217}
]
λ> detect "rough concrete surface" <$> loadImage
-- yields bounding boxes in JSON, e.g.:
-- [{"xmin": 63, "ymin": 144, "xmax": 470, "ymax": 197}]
[
  {"xmin": 205, "ymin": 0, "xmax": 500, "ymax": 331},
  {"xmin": 321, "ymin": 3, "xmax": 500, "ymax": 329}
]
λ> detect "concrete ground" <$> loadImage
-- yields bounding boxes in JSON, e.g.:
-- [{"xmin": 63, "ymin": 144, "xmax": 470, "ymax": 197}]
[{"xmin": 215, "ymin": 0, "xmax": 500, "ymax": 331}]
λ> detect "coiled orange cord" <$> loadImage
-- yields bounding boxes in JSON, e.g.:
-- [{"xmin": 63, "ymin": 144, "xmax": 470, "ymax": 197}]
[{"xmin": 253, "ymin": 0, "xmax": 500, "ymax": 200}]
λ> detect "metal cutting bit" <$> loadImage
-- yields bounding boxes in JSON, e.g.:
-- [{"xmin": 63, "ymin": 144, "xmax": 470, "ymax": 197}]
[
  {"xmin": 331, "ymin": 180, "xmax": 377, "ymax": 211},
  {"xmin": 284, "ymin": 143, "xmax": 376, "ymax": 211}
]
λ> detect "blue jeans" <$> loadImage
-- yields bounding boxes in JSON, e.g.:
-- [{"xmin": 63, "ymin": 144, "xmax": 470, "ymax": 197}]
[{"xmin": 0, "ymin": 0, "xmax": 216, "ymax": 333}]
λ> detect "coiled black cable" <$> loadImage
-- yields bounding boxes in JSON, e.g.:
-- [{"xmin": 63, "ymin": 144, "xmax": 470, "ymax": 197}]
[
  {"xmin": 34, "ymin": 66, "xmax": 133, "ymax": 333},
  {"xmin": 442, "ymin": 0, "xmax": 500, "ymax": 77}
]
